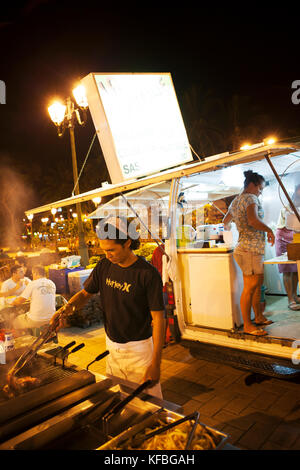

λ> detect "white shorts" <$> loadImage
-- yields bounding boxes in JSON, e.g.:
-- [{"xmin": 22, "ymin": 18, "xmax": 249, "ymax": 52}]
[
  {"xmin": 105, "ymin": 335, "xmax": 163, "ymax": 399},
  {"xmin": 234, "ymin": 251, "xmax": 264, "ymax": 276}
]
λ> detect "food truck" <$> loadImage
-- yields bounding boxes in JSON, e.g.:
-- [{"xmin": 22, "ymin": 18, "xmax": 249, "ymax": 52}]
[{"xmin": 27, "ymin": 73, "xmax": 300, "ymax": 378}]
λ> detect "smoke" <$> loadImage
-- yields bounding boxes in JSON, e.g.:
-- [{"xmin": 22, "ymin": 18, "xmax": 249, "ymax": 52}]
[{"xmin": 0, "ymin": 161, "xmax": 35, "ymax": 250}]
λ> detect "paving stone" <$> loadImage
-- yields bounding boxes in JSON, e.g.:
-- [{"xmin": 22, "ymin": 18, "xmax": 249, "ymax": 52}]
[
  {"xmin": 249, "ymin": 391, "xmax": 281, "ymax": 411},
  {"xmin": 221, "ymin": 424, "xmax": 246, "ymax": 445},
  {"xmin": 225, "ymin": 381, "xmax": 265, "ymax": 398},
  {"xmin": 182, "ymin": 399, "xmax": 203, "ymax": 415},
  {"xmin": 192, "ymin": 374, "xmax": 220, "ymax": 387},
  {"xmin": 212, "ymin": 373, "xmax": 241, "ymax": 390},
  {"xmin": 283, "ymin": 400, "xmax": 300, "ymax": 422},
  {"xmin": 237, "ymin": 421, "xmax": 279, "ymax": 450},
  {"xmin": 260, "ymin": 440, "xmax": 287, "ymax": 450},
  {"xmin": 268, "ymin": 422, "xmax": 300, "ymax": 448},
  {"xmin": 272, "ymin": 390, "xmax": 300, "ymax": 415},
  {"xmin": 162, "ymin": 389, "xmax": 190, "ymax": 406},
  {"xmin": 168, "ymin": 378, "xmax": 212, "ymax": 397},
  {"xmin": 238, "ymin": 407, "xmax": 281, "ymax": 426},
  {"xmin": 290, "ymin": 434, "xmax": 300, "ymax": 450},
  {"xmin": 213, "ymin": 409, "xmax": 255, "ymax": 432},
  {"xmin": 198, "ymin": 395, "xmax": 233, "ymax": 417},
  {"xmin": 212, "ymin": 409, "xmax": 242, "ymax": 426},
  {"xmin": 223, "ymin": 394, "xmax": 255, "ymax": 415}
]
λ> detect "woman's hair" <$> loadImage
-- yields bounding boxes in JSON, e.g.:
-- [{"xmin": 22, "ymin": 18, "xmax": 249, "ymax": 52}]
[
  {"xmin": 243, "ymin": 170, "xmax": 265, "ymax": 189},
  {"xmin": 96, "ymin": 216, "xmax": 141, "ymax": 251}
]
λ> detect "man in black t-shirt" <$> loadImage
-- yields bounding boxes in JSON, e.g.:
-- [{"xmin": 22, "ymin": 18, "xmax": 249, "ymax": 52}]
[{"xmin": 51, "ymin": 216, "xmax": 166, "ymax": 398}]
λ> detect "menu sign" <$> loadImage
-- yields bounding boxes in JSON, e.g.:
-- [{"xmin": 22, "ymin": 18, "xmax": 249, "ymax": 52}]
[{"xmin": 82, "ymin": 73, "xmax": 193, "ymax": 184}]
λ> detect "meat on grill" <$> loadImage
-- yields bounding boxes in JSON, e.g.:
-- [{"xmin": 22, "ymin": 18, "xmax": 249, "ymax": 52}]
[{"xmin": 3, "ymin": 375, "xmax": 41, "ymax": 398}]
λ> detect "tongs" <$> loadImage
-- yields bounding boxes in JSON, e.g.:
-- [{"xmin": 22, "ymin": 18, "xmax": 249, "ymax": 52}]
[
  {"xmin": 102, "ymin": 379, "xmax": 152, "ymax": 437},
  {"xmin": 6, "ymin": 314, "xmax": 62, "ymax": 383},
  {"xmin": 130, "ymin": 411, "xmax": 200, "ymax": 449}
]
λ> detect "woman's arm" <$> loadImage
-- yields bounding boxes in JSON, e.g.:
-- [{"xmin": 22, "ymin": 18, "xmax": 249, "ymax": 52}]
[
  {"xmin": 223, "ymin": 211, "xmax": 233, "ymax": 230},
  {"xmin": 247, "ymin": 204, "xmax": 275, "ymax": 245}
]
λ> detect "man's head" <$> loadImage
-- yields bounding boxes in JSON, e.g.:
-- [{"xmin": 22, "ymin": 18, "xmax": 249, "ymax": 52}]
[
  {"xmin": 96, "ymin": 216, "xmax": 140, "ymax": 265},
  {"xmin": 32, "ymin": 265, "xmax": 46, "ymax": 280},
  {"xmin": 10, "ymin": 265, "xmax": 24, "ymax": 281}
]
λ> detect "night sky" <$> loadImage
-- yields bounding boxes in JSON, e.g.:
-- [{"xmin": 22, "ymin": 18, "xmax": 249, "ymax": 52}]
[{"xmin": 1, "ymin": 1, "xmax": 300, "ymax": 212}]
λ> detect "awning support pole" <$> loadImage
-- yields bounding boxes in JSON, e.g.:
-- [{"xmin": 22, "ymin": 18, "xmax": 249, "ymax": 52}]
[{"xmin": 264, "ymin": 152, "xmax": 300, "ymax": 223}]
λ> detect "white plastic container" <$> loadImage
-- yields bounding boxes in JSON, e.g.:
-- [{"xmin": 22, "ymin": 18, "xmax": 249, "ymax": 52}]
[
  {"xmin": 4, "ymin": 332, "xmax": 14, "ymax": 352},
  {"xmin": 61, "ymin": 255, "xmax": 81, "ymax": 268},
  {"xmin": 0, "ymin": 341, "xmax": 5, "ymax": 364},
  {"xmin": 67, "ymin": 269, "xmax": 93, "ymax": 295}
]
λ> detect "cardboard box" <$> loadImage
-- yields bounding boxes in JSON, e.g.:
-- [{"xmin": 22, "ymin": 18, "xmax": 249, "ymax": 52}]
[{"xmin": 287, "ymin": 242, "xmax": 300, "ymax": 261}]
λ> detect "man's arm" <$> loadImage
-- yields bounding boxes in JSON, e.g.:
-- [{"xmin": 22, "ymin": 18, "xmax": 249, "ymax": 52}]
[
  {"xmin": 12, "ymin": 296, "xmax": 27, "ymax": 306},
  {"xmin": 0, "ymin": 282, "xmax": 22, "ymax": 297},
  {"xmin": 143, "ymin": 310, "xmax": 166, "ymax": 385},
  {"xmin": 50, "ymin": 289, "xmax": 93, "ymax": 331}
]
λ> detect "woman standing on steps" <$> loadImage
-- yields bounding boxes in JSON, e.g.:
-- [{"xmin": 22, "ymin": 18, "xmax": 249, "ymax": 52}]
[{"xmin": 223, "ymin": 170, "xmax": 275, "ymax": 336}]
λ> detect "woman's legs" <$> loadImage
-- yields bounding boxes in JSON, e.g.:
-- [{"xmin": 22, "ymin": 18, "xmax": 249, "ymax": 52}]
[
  {"xmin": 251, "ymin": 274, "xmax": 268, "ymax": 322},
  {"xmin": 292, "ymin": 272, "xmax": 300, "ymax": 302},
  {"xmin": 283, "ymin": 272, "xmax": 294, "ymax": 303},
  {"xmin": 241, "ymin": 274, "xmax": 265, "ymax": 333}
]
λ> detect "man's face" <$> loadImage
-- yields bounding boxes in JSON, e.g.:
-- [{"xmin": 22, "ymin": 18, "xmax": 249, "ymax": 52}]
[
  {"xmin": 13, "ymin": 267, "xmax": 24, "ymax": 281},
  {"xmin": 99, "ymin": 239, "xmax": 131, "ymax": 265}
]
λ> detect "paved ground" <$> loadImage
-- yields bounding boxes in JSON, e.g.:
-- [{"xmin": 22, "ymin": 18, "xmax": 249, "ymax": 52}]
[{"xmin": 55, "ymin": 323, "xmax": 300, "ymax": 451}]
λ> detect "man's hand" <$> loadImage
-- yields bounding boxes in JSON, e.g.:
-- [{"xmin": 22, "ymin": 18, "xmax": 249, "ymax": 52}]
[
  {"xmin": 142, "ymin": 361, "xmax": 160, "ymax": 386},
  {"xmin": 50, "ymin": 304, "xmax": 75, "ymax": 332}
]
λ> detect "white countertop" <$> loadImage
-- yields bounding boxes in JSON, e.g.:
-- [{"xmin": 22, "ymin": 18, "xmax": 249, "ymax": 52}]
[{"xmin": 264, "ymin": 254, "xmax": 298, "ymax": 264}]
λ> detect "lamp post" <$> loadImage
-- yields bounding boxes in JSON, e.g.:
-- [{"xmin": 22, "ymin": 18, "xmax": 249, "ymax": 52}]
[
  {"xmin": 48, "ymin": 85, "xmax": 89, "ymax": 266},
  {"xmin": 27, "ymin": 213, "xmax": 34, "ymax": 249}
]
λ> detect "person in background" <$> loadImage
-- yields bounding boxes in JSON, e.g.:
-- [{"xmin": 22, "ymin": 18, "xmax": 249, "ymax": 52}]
[
  {"xmin": 275, "ymin": 184, "xmax": 300, "ymax": 311},
  {"xmin": 223, "ymin": 170, "xmax": 275, "ymax": 336},
  {"xmin": 0, "ymin": 265, "xmax": 31, "ymax": 300},
  {"xmin": 51, "ymin": 216, "xmax": 165, "ymax": 398},
  {"xmin": 0, "ymin": 249, "xmax": 10, "ymax": 259},
  {"xmin": 12, "ymin": 265, "xmax": 56, "ymax": 330}
]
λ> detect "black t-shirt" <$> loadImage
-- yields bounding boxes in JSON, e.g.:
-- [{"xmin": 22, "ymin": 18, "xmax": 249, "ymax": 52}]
[{"xmin": 83, "ymin": 256, "xmax": 164, "ymax": 343}]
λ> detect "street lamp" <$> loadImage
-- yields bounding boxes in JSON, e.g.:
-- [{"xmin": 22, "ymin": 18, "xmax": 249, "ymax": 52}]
[
  {"xmin": 48, "ymin": 84, "xmax": 89, "ymax": 266},
  {"xmin": 27, "ymin": 213, "xmax": 34, "ymax": 248}
]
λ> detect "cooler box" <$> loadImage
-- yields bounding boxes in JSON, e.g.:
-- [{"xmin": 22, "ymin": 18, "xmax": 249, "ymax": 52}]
[
  {"xmin": 68, "ymin": 269, "xmax": 93, "ymax": 295},
  {"xmin": 49, "ymin": 267, "xmax": 85, "ymax": 294}
]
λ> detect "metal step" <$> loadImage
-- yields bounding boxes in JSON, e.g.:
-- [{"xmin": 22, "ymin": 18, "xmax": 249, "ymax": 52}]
[{"xmin": 181, "ymin": 339, "xmax": 300, "ymax": 379}]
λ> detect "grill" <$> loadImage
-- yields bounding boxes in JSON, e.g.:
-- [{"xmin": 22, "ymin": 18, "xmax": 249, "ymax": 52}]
[{"xmin": 0, "ymin": 341, "xmax": 229, "ymax": 450}]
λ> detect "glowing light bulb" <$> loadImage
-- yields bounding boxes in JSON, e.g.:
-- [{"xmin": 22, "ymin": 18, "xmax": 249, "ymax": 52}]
[
  {"xmin": 72, "ymin": 84, "xmax": 88, "ymax": 108},
  {"xmin": 48, "ymin": 101, "xmax": 66, "ymax": 125}
]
